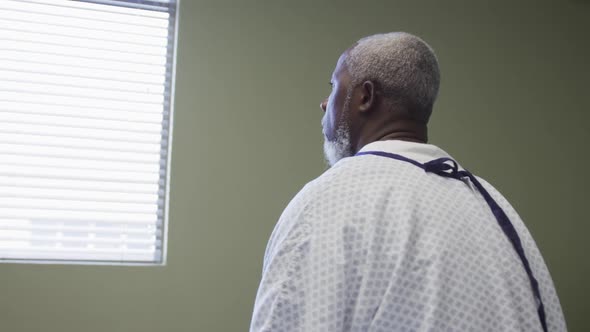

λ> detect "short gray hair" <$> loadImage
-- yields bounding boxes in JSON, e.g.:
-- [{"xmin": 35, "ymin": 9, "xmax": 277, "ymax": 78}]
[{"xmin": 344, "ymin": 32, "xmax": 440, "ymax": 123}]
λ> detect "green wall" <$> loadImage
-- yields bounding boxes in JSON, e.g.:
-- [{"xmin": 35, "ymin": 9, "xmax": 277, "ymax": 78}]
[{"xmin": 1, "ymin": 0, "xmax": 588, "ymax": 331}]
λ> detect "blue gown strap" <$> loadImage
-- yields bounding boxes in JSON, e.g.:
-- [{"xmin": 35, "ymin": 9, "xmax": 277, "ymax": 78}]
[{"xmin": 355, "ymin": 150, "xmax": 548, "ymax": 332}]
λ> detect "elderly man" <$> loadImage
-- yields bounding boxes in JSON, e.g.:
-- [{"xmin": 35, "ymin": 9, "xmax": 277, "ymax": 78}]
[{"xmin": 250, "ymin": 32, "xmax": 566, "ymax": 331}]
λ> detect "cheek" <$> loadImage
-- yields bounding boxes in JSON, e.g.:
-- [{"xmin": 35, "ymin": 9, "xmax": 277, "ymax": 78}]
[{"xmin": 323, "ymin": 95, "xmax": 337, "ymax": 138}]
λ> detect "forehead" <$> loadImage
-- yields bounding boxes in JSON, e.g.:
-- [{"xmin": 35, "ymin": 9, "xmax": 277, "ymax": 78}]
[{"xmin": 332, "ymin": 51, "xmax": 350, "ymax": 79}]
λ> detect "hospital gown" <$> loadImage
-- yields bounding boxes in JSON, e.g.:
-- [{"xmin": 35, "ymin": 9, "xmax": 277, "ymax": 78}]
[{"xmin": 250, "ymin": 140, "xmax": 566, "ymax": 332}]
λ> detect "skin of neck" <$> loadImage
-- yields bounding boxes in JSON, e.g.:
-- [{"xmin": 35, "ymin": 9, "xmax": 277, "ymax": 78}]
[{"xmin": 350, "ymin": 96, "xmax": 429, "ymax": 154}]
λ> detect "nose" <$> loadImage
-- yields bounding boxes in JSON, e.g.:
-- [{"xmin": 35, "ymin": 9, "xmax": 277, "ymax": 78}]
[{"xmin": 320, "ymin": 99, "xmax": 327, "ymax": 112}]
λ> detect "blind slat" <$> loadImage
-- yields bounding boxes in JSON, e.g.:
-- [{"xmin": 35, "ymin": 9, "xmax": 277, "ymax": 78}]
[
  {"xmin": 1, "ymin": 162, "xmax": 159, "ymax": 176},
  {"xmin": 0, "ymin": 197, "xmax": 159, "ymax": 214},
  {"xmin": 14, "ymin": 0, "xmax": 171, "ymax": 18},
  {"xmin": 2, "ymin": 41, "xmax": 168, "ymax": 66},
  {"xmin": 1, "ymin": 13, "xmax": 169, "ymax": 37},
  {"xmin": 0, "ymin": 186, "xmax": 159, "ymax": 204},
  {"xmin": 2, "ymin": 155, "xmax": 161, "ymax": 173},
  {"xmin": 0, "ymin": 175, "xmax": 159, "ymax": 194},
  {"xmin": 0, "ymin": 132, "xmax": 162, "ymax": 154},
  {"xmin": 0, "ymin": 30, "xmax": 168, "ymax": 56},
  {"xmin": 3, "ymin": 218, "xmax": 163, "ymax": 227},
  {"xmin": 0, "ymin": 65, "xmax": 165, "ymax": 85},
  {"xmin": 0, "ymin": 235, "xmax": 157, "ymax": 246},
  {"xmin": 0, "ymin": 74, "xmax": 165, "ymax": 99},
  {"xmin": 0, "ymin": 20, "xmax": 168, "ymax": 47},
  {"xmin": 0, "ymin": 143, "xmax": 162, "ymax": 162},
  {"xmin": 0, "ymin": 207, "xmax": 157, "ymax": 223},
  {"xmin": 0, "ymin": 165, "xmax": 161, "ymax": 183},
  {"xmin": 0, "ymin": 250, "xmax": 160, "ymax": 263},
  {"xmin": 2, "ymin": 50, "xmax": 167, "ymax": 76},
  {"xmin": 69, "ymin": 0, "xmax": 173, "ymax": 14},
  {"xmin": 0, "ymin": 223, "xmax": 160, "ymax": 236},
  {"xmin": 0, "ymin": 102, "xmax": 165, "ymax": 122},
  {"xmin": 0, "ymin": 91, "xmax": 164, "ymax": 112},
  {"xmin": 0, "ymin": 85, "xmax": 165, "ymax": 105},
  {"xmin": 0, "ymin": 112, "xmax": 163, "ymax": 132},
  {"xmin": 38, "ymin": 0, "xmax": 171, "ymax": 17},
  {"xmin": 0, "ymin": 2, "xmax": 169, "ymax": 27},
  {"xmin": 0, "ymin": 123, "xmax": 163, "ymax": 143}
]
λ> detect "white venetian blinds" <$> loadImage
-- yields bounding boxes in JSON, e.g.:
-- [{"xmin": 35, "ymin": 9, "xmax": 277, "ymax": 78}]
[{"xmin": 0, "ymin": 0, "xmax": 177, "ymax": 264}]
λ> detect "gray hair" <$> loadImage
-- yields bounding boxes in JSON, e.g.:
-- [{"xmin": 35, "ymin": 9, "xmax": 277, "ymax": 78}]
[{"xmin": 344, "ymin": 32, "xmax": 440, "ymax": 123}]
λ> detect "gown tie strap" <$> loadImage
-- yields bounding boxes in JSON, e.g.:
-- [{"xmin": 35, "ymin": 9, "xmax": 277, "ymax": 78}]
[{"xmin": 355, "ymin": 150, "xmax": 548, "ymax": 332}]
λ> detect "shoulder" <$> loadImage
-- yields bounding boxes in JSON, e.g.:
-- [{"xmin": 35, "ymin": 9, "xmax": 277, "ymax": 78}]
[
  {"xmin": 264, "ymin": 155, "xmax": 424, "ymax": 261},
  {"xmin": 272, "ymin": 155, "xmax": 419, "ymax": 234},
  {"xmin": 262, "ymin": 158, "xmax": 367, "ymax": 260}
]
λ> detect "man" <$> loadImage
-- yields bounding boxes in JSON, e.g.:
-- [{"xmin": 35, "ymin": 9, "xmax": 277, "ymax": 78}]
[{"xmin": 251, "ymin": 32, "xmax": 566, "ymax": 331}]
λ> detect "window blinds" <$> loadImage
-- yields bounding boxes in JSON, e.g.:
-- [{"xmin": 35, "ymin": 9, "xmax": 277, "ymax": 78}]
[{"xmin": 0, "ymin": 0, "xmax": 177, "ymax": 264}]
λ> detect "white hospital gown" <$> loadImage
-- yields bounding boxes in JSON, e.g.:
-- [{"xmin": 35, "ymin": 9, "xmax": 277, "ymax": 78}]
[{"xmin": 250, "ymin": 140, "xmax": 566, "ymax": 332}]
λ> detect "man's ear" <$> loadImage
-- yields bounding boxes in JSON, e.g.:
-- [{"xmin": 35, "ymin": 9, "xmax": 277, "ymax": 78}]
[{"xmin": 359, "ymin": 80, "xmax": 375, "ymax": 113}]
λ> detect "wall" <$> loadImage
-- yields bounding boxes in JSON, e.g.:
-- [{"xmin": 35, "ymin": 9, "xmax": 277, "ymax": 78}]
[{"xmin": 0, "ymin": 0, "xmax": 587, "ymax": 331}]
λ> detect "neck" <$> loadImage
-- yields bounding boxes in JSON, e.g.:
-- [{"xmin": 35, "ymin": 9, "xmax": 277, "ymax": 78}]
[{"xmin": 354, "ymin": 120, "xmax": 428, "ymax": 153}]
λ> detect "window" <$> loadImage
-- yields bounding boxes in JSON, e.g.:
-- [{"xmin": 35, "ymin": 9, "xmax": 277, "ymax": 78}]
[{"xmin": 0, "ymin": 0, "xmax": 178, "ymax": 265}]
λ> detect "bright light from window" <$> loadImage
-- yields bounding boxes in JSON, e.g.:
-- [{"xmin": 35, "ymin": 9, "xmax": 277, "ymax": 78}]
[{"xmin": 0, "ymin": 0, "xmax": 176, "ymax": 264}]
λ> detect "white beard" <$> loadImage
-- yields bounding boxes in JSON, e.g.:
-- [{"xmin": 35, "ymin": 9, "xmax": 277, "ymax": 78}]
[
  {"xmin": 322, "ymin": 90, "xmax": 353, "ymax": 167},
  {"xmin": 323, "ymin": 122, "xmax": 352, "ymax": 167}
]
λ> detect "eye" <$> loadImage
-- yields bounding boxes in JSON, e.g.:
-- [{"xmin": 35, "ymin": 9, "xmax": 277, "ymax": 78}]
[{"xmin": 329, "ymin": 81, "xmax": 334, "ymax": 88}]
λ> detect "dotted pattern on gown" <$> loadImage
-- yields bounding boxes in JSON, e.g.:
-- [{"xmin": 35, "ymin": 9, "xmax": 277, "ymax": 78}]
[{"xmin": 250, "ymin": 140, "xmax": 567, "ymax": 332}]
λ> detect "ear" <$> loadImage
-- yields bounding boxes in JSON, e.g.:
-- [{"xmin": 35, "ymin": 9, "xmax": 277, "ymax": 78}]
[{"xmin": 358, "ymin": 80, "xmax": 375, "ymax": 113}]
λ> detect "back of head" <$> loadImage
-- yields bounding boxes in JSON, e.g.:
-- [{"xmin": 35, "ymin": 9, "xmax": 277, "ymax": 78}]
[{"xmin": 345, "ymin": 32, "xmax": 440, "ymax": 124}]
